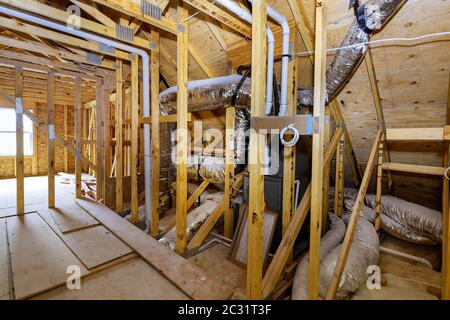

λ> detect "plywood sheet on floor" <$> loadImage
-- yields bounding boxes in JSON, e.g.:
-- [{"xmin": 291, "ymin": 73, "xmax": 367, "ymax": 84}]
[
  {"xmin": 7, "ymin": 213, "xmax": 88, "ymax": 299},
  {"xmin": 0, "ymin": 219, "xmax": 9, "ymax": 300},
  {"xmin": 32, "ymin": 257, "xmax": 189, "ymax": 300},
  {"xmin": 188, "ymin": 243, "xmax": 246, "ymax": 292},
  {"xmin": 47, "ymin": 204, "xmax": 100, "ymax": 234},
  {"xmin": 39, "ymin": 210, "xmax": 132, "ymax": 270}
]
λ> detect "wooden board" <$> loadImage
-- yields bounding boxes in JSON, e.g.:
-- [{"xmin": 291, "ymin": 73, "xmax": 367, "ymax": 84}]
[
  {"xmin": 31, "ymin": 257, "xmax": 189, "ymax": 300},
  {"xmin": 39, "ymin": 210, "xmax": 132, "ymax": 270},
  {"xmin": 47, "ymin": 204, "xmax": 100, "ymax": 234},
  {"xmin": 6, "ymin": 213, "xmax": 88, "ymax": 299},
  {"xmin": 75, "ymin": 197, "xmax": 233, "ymax": 300},
  {"xmin": 0, "ymin": 219, "xmax": 10, "ymax": 300}
]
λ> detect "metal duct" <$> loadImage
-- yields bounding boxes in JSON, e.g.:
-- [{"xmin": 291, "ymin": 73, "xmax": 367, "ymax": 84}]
[{"xmin": 297, "ymin": 0, "xmax": 404, "ymax": 108}]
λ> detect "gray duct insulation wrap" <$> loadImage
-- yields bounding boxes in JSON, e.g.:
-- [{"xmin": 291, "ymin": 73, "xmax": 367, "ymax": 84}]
[
  {"xmin": 297, "ymin": 0, "xmax": 404, "ymax": 107},
  {"xmin": 292, "ymin": 213, "xmax": 380, "ymax": 300}
]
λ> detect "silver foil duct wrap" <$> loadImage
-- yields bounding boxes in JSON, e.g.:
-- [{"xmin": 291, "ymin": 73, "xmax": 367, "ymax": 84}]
[
  {"xmin": 158, "ymin": 192, "xmax": 224, "ymax": 251},
  {"xmin": 297, "ymin": 0, "xmax": 403, "ymax": 108},
  {"xmin": 292, "ymin": 213, "xmax": 346, "ymax": 300},
  {"xmin": 199, "ymin": 156, "xmax": 225, "ymax": 189},
  {"xmin": 365, "ymin": 194, "xmax": 442, "ymax": 244}
]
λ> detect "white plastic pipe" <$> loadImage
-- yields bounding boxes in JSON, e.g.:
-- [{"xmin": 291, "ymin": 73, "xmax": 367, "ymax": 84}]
[
  {"xmin": 0, "ymin": 6, "xmax": 153, "ymax": 228},
  {"xmin": 215, "ymin": 0, "xmax": 275, "ymax": 115},
  {"xmin": 249, "ymin": 1, "xmax": 290, "ymax": 116},
  {"xmin": 380, "ymin": 246, "xmax": 433, "ymax": 269}
]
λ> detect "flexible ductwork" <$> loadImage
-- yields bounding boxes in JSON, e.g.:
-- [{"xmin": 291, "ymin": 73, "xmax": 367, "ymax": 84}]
[
  {"xmin": 0, "ymin": 6, "xmax": 153, "ymax": 230},
  {"xmin": 297, "ymin": 0, "xmax": 404, "ymax": 108}
]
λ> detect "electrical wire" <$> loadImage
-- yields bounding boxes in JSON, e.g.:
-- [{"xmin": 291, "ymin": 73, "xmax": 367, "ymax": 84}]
[{"xmin": 293, "ymin": 31, "xmax": 450, "ymax": 58}]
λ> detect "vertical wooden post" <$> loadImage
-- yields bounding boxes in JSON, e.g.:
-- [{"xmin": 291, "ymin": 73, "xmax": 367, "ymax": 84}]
[
  {"xmin": 115, "ymin": 59, "xmax": 124, "ymax": 212},
  {"xmin": 375, "ymin": 134, "xmax": 384, "ymax": 231},
  {"xmin": 321, "ymin": 109, "xmax": 331, "ymax": 233},
  {"xmin": 334, "ymin": 135, "xmax": 344, "ymax": 217},
  {"xmin": 309, "ymin": 0, "xmax": 327, "ymax": 300},
  {"xmin": 32, "ymin": 102, "xmax": 38, "ymax": 176},
  {"xmin": 247, "ymin": 0, "xmax": 267, "ymax": 300},
  {"xmin": 95, "ymin": 79, "xmax": 105, "ymax": 202},
  {"xmin": 175, "ymin": 2, "xmax": 189, "ymax": 254},
  {"xmin": 282, "ymin": 51, "xmax": 298, "ymax": 263},
  {"xmin": 130, "ymin": 55, "xmax": 139, "ymax": 222},
  {"xmin": 15, "ymin": 66, "xmax": 24, "ymax": 214},
  {"xmin": 74, "ymin": 77, "xmax": 82, "ymax": 199},
  {"xmin": 104, "ymin": 99, "xmax": 111, "ymax": 179},
  {"xmin": 63, "ymin": 104, "xmax": 68, "ymax": 172},
  {"xmin": 150, "ymin": 30, "xmax": 161, "ymax": 237},
  {"xmin": 442, "ymin": 77, "xmax": 450, "ymax": 300},
  {"xmin": 47, "ymin": 71, "xmax": 55, "ymax": 209},
  {"xmin": 224, "ymin": 106, "xmax": 235, "ymax": 238}
]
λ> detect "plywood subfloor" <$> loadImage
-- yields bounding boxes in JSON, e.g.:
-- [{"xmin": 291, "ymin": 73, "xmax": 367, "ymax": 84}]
[
  {"xmin": 0, "ymin": 219, "xmax": 9, "ymax": 300},
  {"xmin": 47, "ymin": 204, "xmax": 100, "ymax": 234}
]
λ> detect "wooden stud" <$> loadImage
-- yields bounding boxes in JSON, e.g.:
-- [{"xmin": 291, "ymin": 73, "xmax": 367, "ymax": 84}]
[
  {"xmin": 151, "ymin": 30, "xmax": 161, "ymax": 237},
  {"xmin": 321, "ymin": 109, "xmax": 331, "ymax": 234},
  {"xmin": 175, "ymin": 3, "xmax": 189, "ymax": 255},
  {"xmin": 63, "ymin": 105, "xmax": 68, "ymax": 172},
  {"xmin": 75, "ymin": 77, "xmax": 82, "ymax": 199},
  {"xmin": 247, "ymin": 0, "xmax": 267, "ymax": 300},
  {"xmin": 386, "ymin": 127, "xmax": 445, "ymax": 141},
  {"xmin": 224, "ymin": 106, "xmax": 235, "ymax": 238},
  {"xmin": 32, "ymin": 102, "xmax": 38, "ymax": 176},
  {"xmin": 15, "ymin": 66, "xmax": 24, "ymax": 214},
  {"xmin": 309, "ymin": 0, "xmax": 327, "ymax": 300},
  {"xmin": 375, "ymin": 134, "xmax": 384, "ymax": 231},
  {"xmin": 130, "ymin": 55, "xmax": 139, "ymax": 223},
  {"xmin": 442, "ymin": 77, "xmax": 450, "ymax": 300},
  {"xmin": 334, "ymin": 135, "xmax": 344, "ymax": 217},
  {"xmin": 47, "ymin": 71, "xmax": 55, "ymax": 209},
  {"xmin": 115, "ymin": 59, "xmax": 123, "ymax": 212},
  {"xmin": 325, "ymin": 129, "xmax": 383, "ymax": 300},
  {"xmin": 95, "ymin": 79, "xmax": 105, "ymax": 202},
  {"xmin": 382, "ymin": 162, "xmax": 445, "ymax": 176}
]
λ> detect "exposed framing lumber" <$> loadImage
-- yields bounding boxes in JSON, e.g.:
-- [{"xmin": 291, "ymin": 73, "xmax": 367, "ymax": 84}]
[
  {"xmin": 63, "ymin": 105, "xmax": 68, "ymax": 172},
  {"xmin": 334, "ymin": 135, "xmax": 344, "ymax": 217},
  {"xmin": 31, "ymin": 102, "xmax": 38, "ymax": 175},
  {"xmin": 15, "ymin": 66, "xmax": 24, "ymax": 214},
  {"xmin": 375, "ymin": 135, "xmax": 384, "ymax": 231},
  {"xmin": 115, "ymin": 59, "xmax": 123, "ymax": 212},
  {"xmin": 286, "ymin": 0, "xmax": 314, "ymax": 54},
  {"xmin": 382, "ymin": 162, "xmax": 446, "ymax": 176},
  {"xmin": 47, "ymin": 71, "xmax": 55, "ymax": 208},
  {"xmin": 69, "ymin": 0, "xmax": 116, "ymax": 28},
  {"xmin": 262, "ymin": 128, "xmax": 343, "ymax": 298},
  {"xmin": 150, "ymin": 30, "xmax": 161, "ymax": 237},
  {"xmin": 130, "ymin": 55, "xmax": 139, "ymax": 222},
  {"xmin": 246, "ymin": 0, "xmax": 267, "ymax": 300},
  {"xmin": 75, "ymin": 77, "xmax": 82, "ymax": 198},
  {"xmin": 325, "ymin": 129, "xmax": 383, "ymax": 300},
  {"xmin": 224, "ymin": 106, "xmax": 235, "ymax": 238},
  {"xmin": 309, "ymin": 0, "xmax": 327, "ymax": 300},
  {"xmin": 175, "ymin": 3, "xmax": 189, "ymax": 255},
  {"xmin": 321, "ymin": 109, "xmax": 331, "ymax": 233},
  {"xmin": 386, "ymin": 127, "xmax": 447, "ymax": 141},
  {"xmin": 95, "ymin": 79, "xmax": 105, "ymax": 202},
  {"xmin": 442, "ymin": 76, "xmax": 450, "ymax": 300}
]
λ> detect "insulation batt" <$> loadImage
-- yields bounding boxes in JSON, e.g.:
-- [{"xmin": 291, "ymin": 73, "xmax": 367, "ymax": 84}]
[
  {"xmin": 159, "ymin": 192, "xmax": 224, "ymax": 251},
  {"xmin": 365, "ymin": 194, "xmax": 442, "ymax": 244},
  {"xmin": 319, "ymin": 217, "xmax": 380, "ymax": 299},
  {"xmin": 292, "ymin": 213, "xmax": 346, "ymax": 300}
]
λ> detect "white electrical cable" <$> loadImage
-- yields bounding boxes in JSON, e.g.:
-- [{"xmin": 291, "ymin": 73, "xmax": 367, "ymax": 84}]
[
  {"xmin": 293, "ymin": 31, "xmax": 450, "ymax": 58},
  {"xmin": 280, "ymin": 124, "xmax": 299, "ymax": 147}
]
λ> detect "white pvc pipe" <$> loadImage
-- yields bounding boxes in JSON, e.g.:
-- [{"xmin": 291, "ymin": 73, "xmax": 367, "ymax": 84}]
[
  {"xmin": 0, "ymin": 6, "xmax": 153, "ymax": 228},
  {"xmin": 250, "ymin": 1, "xmax": 290, "ymax": 116},
  {"xmin": 215, "ymin": 0, "xmax": 275, "ymax": 115},
  {"xmin": 380, "ymin": 246, "xmax": 433, "ymax": 269}
]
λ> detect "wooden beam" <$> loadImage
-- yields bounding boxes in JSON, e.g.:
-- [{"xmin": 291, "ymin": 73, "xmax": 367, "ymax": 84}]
[
  {"xmin": 69, "ymin": 0, "xmax": 116, "ymax": 28},
  {"xmin": 442, "ymin": 75, "xmax": 450, "ymax": 300},
  {"xmin": 224, "ymin": 106, "xmax": 235, "ymax": 238},
  {"xmin": 386, "ymin": 127, "xmax": 446, "ymax": 141},
  {"xmin": 63, "ymin": 105, "xmax": 68, "ymax": 172},
  {"xmin": 382, "ymin": 162, "xmax": 446, "ymax": 176},
  {"xmin": 31, "ymin": 102, "xmax": 38, "ymax": 176},
  {"xmin": 286, "ymin": 0, "xmax": 314, "ymax": 54},
  {"xmin": 309, "ymin": 0, "xmax": 327, "ymax": 300},
  {"xmin": 175, "ymin": 3, "xmax": 189, "ymax": 255},
  {"xmin": 334, "ymin": 135, "xmax": 344, "ymax": 217},
  {"xmin": 15, "ymin": 66, "xmax": 24, "ymax": 214},
  {"xmin": 246, "ymin": 0, "xmax": 267, "ymax": 300},
  {"xmin": 95, "ymin": 79, "xmax": 105, "ymax": 202},
  {"xmin": 130, "ymin": 55, "xmax": 139, "ymax": 222},
  {"xmin": 115, "ymin": 60, "xmax": 123, "ymax": 213},
  {"xmin": 262, "ymin": 128, "xmax": 343, "ymax": 298},
  {"xmin": 150, "ymin": 30, "xmax": 161, "ymax": 237},
  {"xmin": 47, "ymin": 71, "xmax": 55, "ymax": 208},
  {"xmin": 322, "ymin": 109, "xmax": 331, "ymax": 233},
  {"xmin": 325, "ymin": 129, "xmax": 383, "ymax": 300},
  {"xmin": 75, "ymin": 77, "xmax": 82, "ymax": 198},
  {"xmin": 375, "ymin": 135, "xmax": 384, "ymax": 231}
]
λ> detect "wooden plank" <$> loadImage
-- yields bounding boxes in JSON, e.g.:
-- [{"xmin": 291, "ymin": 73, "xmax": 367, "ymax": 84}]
[
  {"xmin": 75, "ymin": 77, "xmax": 82, "ymax": 198},
  {"xmin": 0, "ymin": 220, "xmax": 9, "ymax": 300},
  {"xmin": 115, "ymin": 60, "xmax": 123, "ymax": 212},
  {"xmin": 224, "ymin": 106, "xmax": 235, "ymax": 238},
  {"xmin": 309, "ymin": 0, "xmax": 327, "ymax": 300},
  {"xmin": 375, "ymin": 136, "xmax": 384, "ymax": 231},
  {"xmin": 325, "ymin": 129, "xmax": 383, "ymax": 300},
  {"xmin": 32, "ymin": 103, "xmax": 38, "ymax": 176},
  {"xmin": 15, "ymin": 66, "xmax": 24, "ymax": 214},
  {"xmin": 130, "ymin": 56, "xmax": 139, "ymax": 222},
  {"xmin": 47, "ymin": 71, "xmax": 55, "ymax": 209},
  {"xmin": 69, "ymin": 0, "xmax": 116, "ymax": 28},
  {"xmin": 443, "ymin": 78, "xmax": 450, "ymax": 300},
  {"xmin": 386, "ymin": 127, "xmax": 445, "ymax": 141},
  {"xmin": 261, "ymin": 128, "xmax": 343, "ymax": 298},
  {"xmin": 246, "ymin": 0, "xmax": 267, "ymax": 300},
  {"xmin": 6, "ymin": 213, "xmax": 88, "ymax": 299},
  {"xmin": 142, "ymin": 113, "xmax": 192, "ymax": 123},
  {"xmin": 75, "ymin": 197, "xmax": 233, "ymax": 299},
  {"xmin": 322, "ymin": 109, "xmax": 331, "ymax": 233},
  {"xmin": 95, "ymin": 79, "xmax": 105, "ymax": 202},
  {"xmin": 382, "ymin": 163, "xmax": 445, "ymax": 176},
  {"xmin": 150, "ymin": 30, "xmax": 160, "ymax": 237},
  {"xmin": 334, "ymin": 135, "xmax": 344, "ymax": 217},
  {"xmin": 46, "ymin": 204, "xmax": 100, "ymax": 234},
  {"xmin": 63, "ymin": 105, "xmax": 68, "ymax": 172},
  {"xmin": 175, "ymin": 3, "xmax": 189, "ymax": 255}
]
